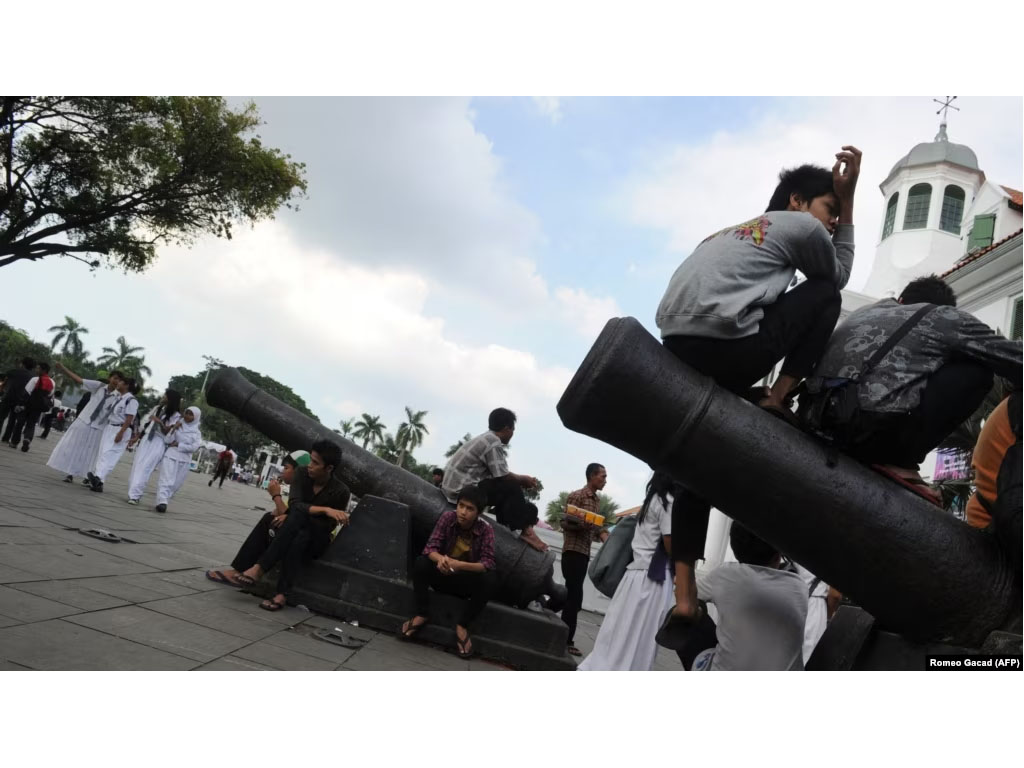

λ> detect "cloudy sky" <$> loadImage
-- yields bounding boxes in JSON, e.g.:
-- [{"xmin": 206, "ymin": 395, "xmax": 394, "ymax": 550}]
[{"xmin": 3, "ymin": 96, "xmax": 1021, "ymax": 511}]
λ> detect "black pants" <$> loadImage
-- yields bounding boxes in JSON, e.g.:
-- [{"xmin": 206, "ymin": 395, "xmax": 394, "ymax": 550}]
[
  {"xmin": 0, "ymin": 399, "xmax": 20, "ymax": 443},
  {"xmin": 560, "ymin": 550, "xmax": 590, "ymax": 644},
  {"xmin": 40, "ymin": 412, "xmax": 55, "ymax": 438},
  {"xmin": 664, "ymin": 277, "xmax": 841, "ymax": 565},
  {"xmin": 412, "ymin": 554, "xmax": 497, "ymax": 628},
  {"xmin": 476, "ymin": 475, "xmax": 538, "ymax": 533},
  {"xmin": 212, "ymin": 466, "xmax": 229, "ymax": 487},
  {"xmin": 256, "ymin": 508, "xmax": 332, "ymax": 596},
  {"xmin": 848, "ymin": 361, "xmax": 994, "ymax": 470},
  {"xmin": 231, "ymin": 513, "xmax": 277, "ymax": 572},
  {"xmin": 8, "ymin": 408, "xmax": 43, "ymax": 446}
]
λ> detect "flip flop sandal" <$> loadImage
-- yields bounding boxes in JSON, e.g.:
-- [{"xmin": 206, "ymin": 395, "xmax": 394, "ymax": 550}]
[
  {"xmin": 79, "ymin": 528, "xmax": 121, "ymax": 543},
  {"xmin": 655, "ymin": 605, "xmax": 705, "ymax": 651},
  {"xmin": 870, "ymin": 465, "xmax": 942, "ymax": 508},
  {"xmin": 259, "ymin": 599, "xmax": 286, "ymax": 612},
  {"xmin": 205, "ymin": 570, "xmax": 240, "ymax": 586},
  {"xmin": 567, "ymin": 645, "xmax": 583, "ymax": 657},
  {"xmin": 313, "ymin": 627, "xmax": 368, "ymax": 649},
  {"xmin": 233, "ymin": 573, "xmax": 257, "ymax": 587},
  {"xmin": 398, "ymin": 618, "xmax": 428, "ymax": 641},
  {"xmin": 456, "ymin": 634, "xmax": 474, "ymax": 659}
]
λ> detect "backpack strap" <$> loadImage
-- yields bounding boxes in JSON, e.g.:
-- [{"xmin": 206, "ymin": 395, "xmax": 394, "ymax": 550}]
[
  {"xmin": 808, "ymin": 575, "xmax": 823, "ymax": 597},
  {"xmin": 855, "ymin": 304, "xmax": 936, "ymax": 380}
]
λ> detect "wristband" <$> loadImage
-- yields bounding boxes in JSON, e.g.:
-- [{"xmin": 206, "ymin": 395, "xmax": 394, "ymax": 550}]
[{"xmin": 272, "ymin": 494, "xmax": 282, "ymax": 500}]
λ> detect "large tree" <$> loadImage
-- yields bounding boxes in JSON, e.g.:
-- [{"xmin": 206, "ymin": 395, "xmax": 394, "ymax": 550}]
[
  {"xmin": 48, "ymin": 315, "xmax": 88, "ymax": 357},
  {"xmin": 168, "ymin": 365, "xmax": 320, "ymax": 460},
  {"xmin": 96, "ymin": 335, "xmax": 151, "ymax": 380},
  {"xmin": 0, "ymin": 97, "xmax": 306, "ymax": 270},
  {"xmin": 352, "ymin": 413, "xmax": 386, "ymax": 450},
  {"xmin": 395, "ymin": 406, "xmax": 429, "ymax": 469}
]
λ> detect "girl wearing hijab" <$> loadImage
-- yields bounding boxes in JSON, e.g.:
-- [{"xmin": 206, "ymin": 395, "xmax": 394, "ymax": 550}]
[
  {"xmin": 578, "ymin": 471, "xmax": 678, "ymax": 671},
  {"xmin": 154, "ymin": 406, "xmax": 202, "ymax": 513},
  {"xmin": 126, "ymin": 388, "xmax": 183, "ymax": 505}
]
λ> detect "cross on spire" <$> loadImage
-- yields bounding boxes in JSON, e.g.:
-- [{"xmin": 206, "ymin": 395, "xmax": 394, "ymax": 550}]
[{"xmin": 932, "ymin": 96, "xmax": 959, "ymax": 141}]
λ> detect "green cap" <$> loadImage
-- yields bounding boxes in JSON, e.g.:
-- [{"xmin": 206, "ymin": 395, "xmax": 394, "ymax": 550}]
[{"xmin": 288, "ymin": 450, "xmax": 311, "ymax": 467}]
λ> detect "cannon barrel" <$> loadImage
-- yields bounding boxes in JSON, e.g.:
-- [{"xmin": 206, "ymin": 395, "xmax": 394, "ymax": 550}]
[
  {"xmin": 556, "ymin": 317, "xmax": 1017, "ymax": 646},
  {"xmin": 207, "ymin": 367, "xmax": 559, "ymax": 607}
]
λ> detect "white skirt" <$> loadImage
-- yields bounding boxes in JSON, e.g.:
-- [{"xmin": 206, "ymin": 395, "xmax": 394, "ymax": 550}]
[
  {"xmin": 128, "ymin": 435, "xmax": 167, "ymax": 500},
  {"xmin": 46, "ymin": 420, "xmax": 104, "ymax": 477},
  {"xmin": 578, "ymin": 569, "xmax": 674, "ymax": 671}
]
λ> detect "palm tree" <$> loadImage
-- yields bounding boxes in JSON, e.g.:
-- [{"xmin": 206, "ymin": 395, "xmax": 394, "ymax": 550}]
[
  {"xmin": 338, "ymin": 418, "xmax": 355, "ymax": 439},
  {"xmin": 352, "ymin": 413, "xmax": 386, "ymax": 449},
  {"xmin": 373, "ymin": 432, "xmax": 401, "ymax": 463},
  {"xmin": 395, "ymin": 406, "xmax": 429, "ymax": 468},
  {"xmin": 98, "ymin": 336, "xmax": 145, "ymax": 371},
  {"xmin": 545, "ymin": 490, "xmax": 619, "ymax": 531},
  {"xmin": 445, "ymin": 432, "xmax": 473, "ymax": 459},
  {"xmin": 48, "ymin": 316, "xmax": 89, "ymax": 357}
]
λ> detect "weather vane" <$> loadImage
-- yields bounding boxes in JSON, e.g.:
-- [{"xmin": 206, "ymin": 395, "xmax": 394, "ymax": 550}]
[{"xmin": 933, "ymin": 96, "xmax": 959, "ymax": 123}]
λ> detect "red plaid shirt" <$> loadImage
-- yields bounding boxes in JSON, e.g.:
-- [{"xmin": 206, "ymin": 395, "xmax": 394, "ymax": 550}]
[{"xmin": 423, "ymin": 509, "xmax": 496, "ymax": 571}]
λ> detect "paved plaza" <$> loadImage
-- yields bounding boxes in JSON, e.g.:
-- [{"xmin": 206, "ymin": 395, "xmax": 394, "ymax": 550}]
[{"xmin": 0, "ymin": 440, "xmax": 681, "ymax": 671}]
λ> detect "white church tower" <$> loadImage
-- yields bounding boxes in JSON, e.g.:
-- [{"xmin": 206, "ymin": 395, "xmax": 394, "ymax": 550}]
[{"xmin": 862, "ymin": 117, "xmax": 985, "ymax": 298}]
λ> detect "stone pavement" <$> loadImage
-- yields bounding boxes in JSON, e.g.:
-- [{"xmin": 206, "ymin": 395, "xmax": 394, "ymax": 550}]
[{"xmin": 0, "ymin": 441, "xmax": 682, "ymax": 671}]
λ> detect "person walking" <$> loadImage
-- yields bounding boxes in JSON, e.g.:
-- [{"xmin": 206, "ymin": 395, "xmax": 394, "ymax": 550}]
[
  {"xmin": 560, "ymin": 463, "xmax": 610, "ymax": 656},
  {"xmin": 126, "ymin": 389, "xmax": 183, "ymax": 505},
  {"xmin": 209, "ymin": 446, "xmax": 234, "ymax": 488},
  {"xmin": 45, "ymin": 364, "xmax": 123, "ymax": 483},
  {"xmin": 154, "ymin": 407, "xmax": 203, "ymax": 513},
  {"xmin": 87, "ymin": 377, "xmax": 139, "ymax": 492}
]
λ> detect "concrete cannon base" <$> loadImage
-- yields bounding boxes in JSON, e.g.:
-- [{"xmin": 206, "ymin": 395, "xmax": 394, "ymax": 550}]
[{"xmin": 251, "ymin": 495, "xmax": 575, "ymax": 671}]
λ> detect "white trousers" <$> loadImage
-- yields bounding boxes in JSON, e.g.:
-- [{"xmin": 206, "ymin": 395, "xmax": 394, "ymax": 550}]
[
  {"xmin": 93, "ymin": 424, "xmax": 128, "ymax": 482},
  {"xmin": 156, "ymin": 455, "xmax": 191, "ymax": 506},
  {"xmin": 128, "ymin": 435, "xmax": 167, "ymax": 500}
]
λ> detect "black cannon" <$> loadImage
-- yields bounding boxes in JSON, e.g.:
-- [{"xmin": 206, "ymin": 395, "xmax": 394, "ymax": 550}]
[
  {"xmin": 206, "ymin": 367, "xmax": 564, "ymax": 610},
  {"xmin": 556, "ymin": 317, "xmax": 1021, "ymax": 656}
]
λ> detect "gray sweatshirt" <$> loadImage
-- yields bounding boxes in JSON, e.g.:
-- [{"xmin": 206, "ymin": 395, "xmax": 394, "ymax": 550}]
[{"xmin": 656, "ymin": 212, "xmax": 855, "ymax": 339}]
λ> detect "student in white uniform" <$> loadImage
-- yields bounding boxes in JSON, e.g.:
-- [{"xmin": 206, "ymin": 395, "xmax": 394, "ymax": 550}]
[
  {"xmin": 46, "ymin": 364, "xmax": 124, "ymax": 483},
  {"xmin": 692, "ymin": 522, "xmax": 808, "ymax": 671},
  {"xmin": 579, "ymin": 471, "xmax": 677, "ymax": 671},
  {"xmin": 154, "ymin": 406, "xmax": 202, "ymax": 513},
  {"xmin": 126, "ymin": 388, "xmax": 183, "ymax": 505},
  {"xmin": 88, "ymin": 377, "xmax": 140, "ymax": 492},
  {"xmin": 793, "ymin": 562, "xmax": 830, "ymax": 666}
]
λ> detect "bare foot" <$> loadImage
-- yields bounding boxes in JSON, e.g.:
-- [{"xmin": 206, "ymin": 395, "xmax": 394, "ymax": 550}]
[{"xmin": 521, "ymin": 528, "xmax": 548, "ymax": 552}]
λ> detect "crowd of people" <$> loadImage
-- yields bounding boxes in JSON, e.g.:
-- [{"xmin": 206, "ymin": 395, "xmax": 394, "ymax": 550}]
[{"xmin": 2, "ymin": 145, "xmax": 1019, "ymax": 670}]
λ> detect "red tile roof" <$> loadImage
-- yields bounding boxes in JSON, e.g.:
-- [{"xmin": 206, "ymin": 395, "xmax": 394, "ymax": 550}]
[
  {"xmin": 941, "ymin": 228, "xmax": 1023, "ymax": 278},
  {"xmin": 1001, "ymin": 186, "xmax": 1023, "ymax": 208}
]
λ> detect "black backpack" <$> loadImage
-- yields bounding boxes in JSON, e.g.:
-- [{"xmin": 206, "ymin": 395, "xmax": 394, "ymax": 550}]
[{"xmin": 798, "ymin": 304, "xmax": 936, "ymax": 449}]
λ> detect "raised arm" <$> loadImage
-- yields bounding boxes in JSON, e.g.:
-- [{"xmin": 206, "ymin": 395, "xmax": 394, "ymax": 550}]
[{"xmin": 54, "ymin": 361, "xmax": 84, "ymax": 387}]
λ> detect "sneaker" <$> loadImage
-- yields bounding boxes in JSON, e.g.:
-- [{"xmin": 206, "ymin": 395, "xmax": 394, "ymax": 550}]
[
  {"xmin": 207, "ymin": 480, "xmax": 212, "ymax": 487},
  {"xmin": 21, "ymin": 440, "xmax": 29, "ymax": 452},
  {"xmin": 63, "ymin": 475, "xmax": 74, "ymax": 483},
  {"xmin": 155, "ymin": 504, "xmax": 167, "ymax": 513},
  {"xmin": 90, "ymin": 481, "xmax": 103, "ymax": 493},
  {"xmin": 127, "ymin": 499, "xmax": 139, "ymax": 506}
]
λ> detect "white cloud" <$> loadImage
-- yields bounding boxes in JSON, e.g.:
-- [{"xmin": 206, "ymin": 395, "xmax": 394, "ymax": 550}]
[
  {"xmin": 623, "ymin": 97, "xmax": 1022, "ymax": 291},
  {"xmin": 554, "ymin": 286, "xmax": 623, "ymax": 338},
  {"xmin": 532, "ymin": 96, "xmax": 563, "ymax": 124}
]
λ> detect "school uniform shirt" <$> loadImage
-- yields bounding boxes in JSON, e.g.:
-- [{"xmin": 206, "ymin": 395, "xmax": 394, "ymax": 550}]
[
  {"xmin": 81, "ymin": 382, "xmax": 118, "ymax": 429},
  {"xmin": 625, "ymin": 493, "xmax": 673, "ymax": 571},
  {"xmin": 106, "ymin": 391, "xmax": 139, "ymax": 427},
  {"xmin": 696, "ymin": 562, "xmax": 808, "ymax": 671}
]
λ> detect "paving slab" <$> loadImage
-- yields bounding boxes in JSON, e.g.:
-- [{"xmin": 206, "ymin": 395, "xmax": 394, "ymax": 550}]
[
  {"xmin": 0, "ymin": 563, "xmax": 43, "ymax": 584},
  {"xmin": 195, "ymin": 655, "xmax": 277, "ymax": 671},
  {"xmin": 360, "ymin": 633, "xmax": 471, "ymax": 671},
  {"xmin": 0, "ymin": 584, "xmax": 82, "ymax": 622},
  {"xmin": 0, "ymin": 619, "xmax": 198, "ymax": 670},
  {"xmin": 59, "ymin": 575, "xmax": 191, "ymax": 604},
  {"xmin": 65, "ymin": 605, "xmax": 251, "ymax": 663},
  {"xmin": 0, "ymin": 658, "xmax": 33, "ymax": 669},
  {"xmin": 11, "ymin": 580, "xmax": 132, "ymax": 611},
  {"xmin": 0, "ymin": 613, "xmax": 23, "ymax": 628},
  {"xmin": 262, "ymin": 627, "xmax": 359, "ymax": 666},
  {"xmin": 0, "ymin": 543, "xmax": 152, "ymax": 580},
  {"xmin": 231, "ymin": 638, "xmax": 339, "ymax": 671},
  {"xmin": 143, "ymin": 592, "xmax": 298, "ymax": 641},
  {"xmin": 341, "ymin": 647, "xmax": 445, "ymax": 671},
  {"xmin": 155, "ymin": 568, "xmax": 225, "ymax": 593},
  {"xmin": 0, "ymin": 507, "xmax": 55, "ymax": 527}
]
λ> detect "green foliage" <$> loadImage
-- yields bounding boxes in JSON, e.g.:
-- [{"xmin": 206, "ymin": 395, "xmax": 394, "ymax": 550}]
[
  {"xmin": 97, "ymin": 335, "xmax": 152, "ymax": 380},
  {"xmin": 544, "ymin": 490, "xmax": 618, "ymax": 531},
  {"xmin": 523, "ymin": 478, "xmax": 543, "ymax": 502},
  {"xmin": 0, "ymin": 320, "xmax": 53, "ymax": 372},
  {"xmin": 352, "ymin": 413, "xmax": 386, "ymax": 450},
  {"xmin": 48, "ymin": 316, "xmax": 88, "ymax": 357},
  {"xmin": 0, "ymin": 97, "xmax": 307, "ymax": 271},
  {"xmin": 168, "ymin": 365, "xmax": 320, "ymax": 460},
  {"xmin": 395, "ymin": 406, "xmax": 429, "ymax": 468},
  {"xmin": 445, "ymin": 432, "xmax": 472, "ymax": 459}
]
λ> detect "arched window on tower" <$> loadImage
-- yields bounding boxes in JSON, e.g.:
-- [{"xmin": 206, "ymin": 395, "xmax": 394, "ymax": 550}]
[
  {"xmin": 903, "ymin": 183, "xmax": 932, "ymax": 230},
  {"xmin": 881, "ymin": 192, "xmax": 899, "ymax": 239},
  {"xmin": 939, "ymin": 185, "xmax": 966, "ymax": 234}
]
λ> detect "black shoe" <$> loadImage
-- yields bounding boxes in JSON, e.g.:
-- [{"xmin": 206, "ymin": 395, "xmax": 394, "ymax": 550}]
[
  {"xmin": 63, "ymin": 475, "xmax": 74, "ymax": 483},
  {"xmin": 155, "ymin": 504, "xmax": 167, "ymax": 514},
  {"xmin": 90, "ymin": 480, "xmax": 103, "ymax": 493},
  {"xmin": 7, "ymin": 441, "xmax": 16, "ymax": 448},
  {"xmin": 21, "ymin": 440, "xmax": 29, "ymax": 452}
]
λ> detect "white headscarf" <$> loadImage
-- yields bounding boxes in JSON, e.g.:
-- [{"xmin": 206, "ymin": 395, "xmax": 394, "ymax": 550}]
[{"xmin": 177, "ymin": 406, "xmax": 202, "ymax": 438}]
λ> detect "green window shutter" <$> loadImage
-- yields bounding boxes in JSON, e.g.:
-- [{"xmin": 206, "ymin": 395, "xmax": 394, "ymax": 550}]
[
  {"xmin": 1012, "ymin": 297, "xmax": 1023, "ymax": 341},
  {"xmin": 967, "ymin": 214, "xmax": 996, "ymax": 252}
]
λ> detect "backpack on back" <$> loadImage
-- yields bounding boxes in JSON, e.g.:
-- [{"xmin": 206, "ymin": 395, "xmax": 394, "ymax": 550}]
[{"xmin": 587, "ymin": 515, "xmax": 638, "ymax": 598}]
